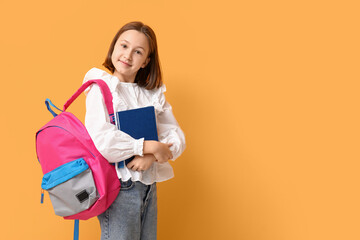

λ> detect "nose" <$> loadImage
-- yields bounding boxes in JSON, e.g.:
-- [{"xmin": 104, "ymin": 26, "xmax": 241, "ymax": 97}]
[{"xmin": 124, "ymin": 49, "xmax": 132, "ymax": 61}]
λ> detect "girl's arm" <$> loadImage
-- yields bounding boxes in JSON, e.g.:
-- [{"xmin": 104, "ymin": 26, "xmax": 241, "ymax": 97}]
[
  {"xmin": 152, "ymin": 87, "xmax": 186, "ymax": 161},
  {"xmin": 84, "ymin": 83, "xmax": 145, "ymax": 163},
  {"xmin": 143, "ymin": 141, "xmax": 173, "ymax": 163}
]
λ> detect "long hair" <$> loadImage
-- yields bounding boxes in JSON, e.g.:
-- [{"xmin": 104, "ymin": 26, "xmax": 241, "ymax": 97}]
[{"xmin": 103, "ymin": 21, "xmax": 162, "ymax": 90}]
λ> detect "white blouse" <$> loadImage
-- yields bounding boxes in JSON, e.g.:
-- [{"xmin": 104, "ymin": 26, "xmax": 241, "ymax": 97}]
[{"xmin": 83, "ymin": 67, "xmax": 186, "ymax": 185}]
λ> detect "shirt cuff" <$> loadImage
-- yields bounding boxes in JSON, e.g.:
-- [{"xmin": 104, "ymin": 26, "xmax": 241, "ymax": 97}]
[{"xmin": 133, "ymin": 138, "xmax": 145, "ymax": 157}]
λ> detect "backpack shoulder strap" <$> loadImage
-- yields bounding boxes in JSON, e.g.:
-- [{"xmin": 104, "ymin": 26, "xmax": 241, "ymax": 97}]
[{"xmin": 63, "ymin": 79, "xmax": 115, "ymax": 124}]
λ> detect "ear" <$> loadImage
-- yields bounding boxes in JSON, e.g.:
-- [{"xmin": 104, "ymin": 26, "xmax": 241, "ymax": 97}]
[{"xmin": 141, "ymin": 57, "xmax": 150, "ymax": 68}]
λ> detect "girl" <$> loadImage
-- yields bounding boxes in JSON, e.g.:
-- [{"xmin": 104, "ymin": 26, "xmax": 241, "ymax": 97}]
[{"xmin": 83, "ymin": 21, "xmax": 186, "ymax": 240}]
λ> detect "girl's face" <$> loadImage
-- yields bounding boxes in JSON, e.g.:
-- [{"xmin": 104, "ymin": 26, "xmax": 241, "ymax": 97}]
[{"xmin": 111, "ymin": 30, "xmax": 150, "ymax": 83}]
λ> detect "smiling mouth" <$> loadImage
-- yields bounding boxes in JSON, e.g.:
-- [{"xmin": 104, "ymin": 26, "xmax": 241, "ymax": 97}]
[{"xmin": 120, "ymin": 60, "xmax": 132, "ymax": 67}]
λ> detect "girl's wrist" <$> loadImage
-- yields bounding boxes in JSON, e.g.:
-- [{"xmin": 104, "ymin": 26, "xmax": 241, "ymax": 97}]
[{"xmin": 143, "ymin": 140, "xmax": 157, "ymax": 154}]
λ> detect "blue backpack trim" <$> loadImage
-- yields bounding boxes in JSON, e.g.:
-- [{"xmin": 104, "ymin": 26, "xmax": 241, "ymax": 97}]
[
  {"xmin": 45, "ymin": 98, "xmax": 63, "ymax": 117},
  {"xmin": 41, "ymin": 158, "xmax": 89, "ymax": 190},
  {"xmin": 74, "ymin": 220, "xmax": 79, "ymax": 240}
]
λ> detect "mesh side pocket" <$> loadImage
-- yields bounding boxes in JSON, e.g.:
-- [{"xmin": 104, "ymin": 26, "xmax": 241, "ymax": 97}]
[{"xmin": 42, "ymin": 158, "xmax": 99, "ymax": 217}]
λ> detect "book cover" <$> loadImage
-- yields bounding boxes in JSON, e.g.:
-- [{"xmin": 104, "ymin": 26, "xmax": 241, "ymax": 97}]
[{"xmin": 116, "ymin": 106, "xmax": 158, "ymax": 168}]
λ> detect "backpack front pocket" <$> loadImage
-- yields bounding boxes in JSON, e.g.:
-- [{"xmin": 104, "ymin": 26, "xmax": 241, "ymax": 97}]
[{"xmin": 41, "ymin": 158, "xmax": 99, "ymax": 217}]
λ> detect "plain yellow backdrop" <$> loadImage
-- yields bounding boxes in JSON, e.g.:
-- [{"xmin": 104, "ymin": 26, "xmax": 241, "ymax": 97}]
[{"xmin": 1, "ymin": 0, "xmax": 359, "ymax": 239}]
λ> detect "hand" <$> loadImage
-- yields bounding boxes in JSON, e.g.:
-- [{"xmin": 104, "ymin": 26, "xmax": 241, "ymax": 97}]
[
  {"xmin": 126, "ymin": 154, "xmax": 156, "ymax": 172},
  {"xmin": 154, "ymin": 142, "xmax": 173, "ymax": 163},
  {"xmin": 143, "ymin": 141, "xmax": 173, "ymax": 163}
]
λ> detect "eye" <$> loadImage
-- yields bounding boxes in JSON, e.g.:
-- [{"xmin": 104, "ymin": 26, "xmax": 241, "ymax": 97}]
[
  {"xmin": 121, "ymin": 44, "xmax": 127, "ymax": 48},
  {"xmin": 135, "ymin": 50, "xmax": 143, "ymax": 55}
]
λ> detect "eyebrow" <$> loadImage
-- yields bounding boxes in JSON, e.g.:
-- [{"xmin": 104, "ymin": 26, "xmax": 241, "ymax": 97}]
[{"xmin": 120, "ymin": 39, "xmax": 146, "ymax": 50}]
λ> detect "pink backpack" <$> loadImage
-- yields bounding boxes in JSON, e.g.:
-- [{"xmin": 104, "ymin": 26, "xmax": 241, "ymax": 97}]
[{"xmin": 36, "ymin": 79, "xmax": 120, "ymax": 239}]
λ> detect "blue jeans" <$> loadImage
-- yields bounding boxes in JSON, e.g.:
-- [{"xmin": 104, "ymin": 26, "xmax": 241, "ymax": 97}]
[{"xmin": 97, "ymin": 179, "xmax": 157, "ymax": 240}]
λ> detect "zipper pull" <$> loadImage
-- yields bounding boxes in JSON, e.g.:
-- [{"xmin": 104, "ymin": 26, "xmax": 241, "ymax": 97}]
[{"xmin": 40, "ymin": 189, "xmax": 44, "ymax": 204}]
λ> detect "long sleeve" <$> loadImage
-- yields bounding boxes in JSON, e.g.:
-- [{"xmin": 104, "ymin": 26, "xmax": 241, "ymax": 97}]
[
  {"xmin": 82, "ymin": 67, "xmax": 183, "ymax": 184},
  {"xmin": 84, "ymin": 82, "xmax": 144, "ymax": 163},
  {"xmin": 156, "ymin": 89, "xmax": 186, "ymax": 161}
]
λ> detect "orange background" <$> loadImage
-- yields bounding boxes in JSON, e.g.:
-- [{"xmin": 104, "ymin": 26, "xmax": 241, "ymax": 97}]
[{"xmin": 1, "ymin": 0, "xmax": 360, "ymax": 239}]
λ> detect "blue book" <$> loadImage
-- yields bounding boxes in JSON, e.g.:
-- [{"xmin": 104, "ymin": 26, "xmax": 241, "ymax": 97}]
[{"xmin": 116, "ymin": 106, "xmax": 159, "ymax": 168}]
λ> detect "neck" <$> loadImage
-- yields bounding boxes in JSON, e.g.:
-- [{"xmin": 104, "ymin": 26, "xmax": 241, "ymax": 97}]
[{"xmin": 113, "ymin": 71, "xmax": 136, "ymax": 83}]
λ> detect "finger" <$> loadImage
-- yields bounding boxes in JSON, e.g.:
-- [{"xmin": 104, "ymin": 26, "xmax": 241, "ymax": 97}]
[
  {"xmin": 167, "ymin": 143, "xmax": 173, "ymax": 148},
  {"xmin": 127, "ymin": 163, "xmax": 138, "ymax": 170},
  {"xmin": 135, "ymin": 166, "xmax": 143, "ymax": 172}
]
